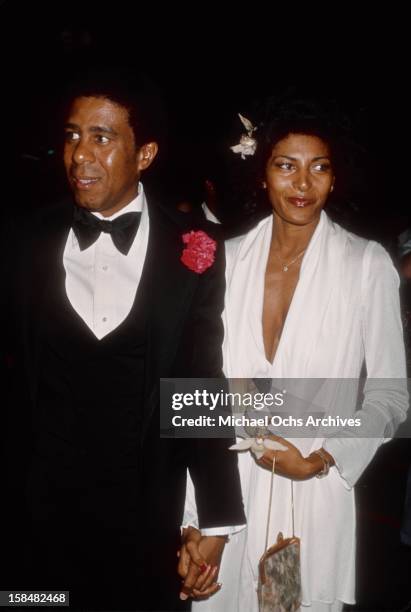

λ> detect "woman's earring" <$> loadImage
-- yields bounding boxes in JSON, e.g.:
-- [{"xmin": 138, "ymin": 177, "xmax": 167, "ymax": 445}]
[{"xmin": 262, "ymin": 181, "xmax": 267, "ymax": 189}]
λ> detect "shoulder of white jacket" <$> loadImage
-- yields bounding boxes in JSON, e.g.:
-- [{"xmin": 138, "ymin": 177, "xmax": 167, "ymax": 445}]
[
  {"xmin": 329, "ymin": 217, "xmax": 373, "ymax": 258},
  {"xmin": 225, "ymin": 214, "xmax": 272, "ymax": 259}
]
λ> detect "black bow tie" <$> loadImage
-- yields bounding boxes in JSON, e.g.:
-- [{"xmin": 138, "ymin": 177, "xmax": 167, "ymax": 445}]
[{"xmin": 72, "ymin": 206, "xmax": 142, "ymax": 255}]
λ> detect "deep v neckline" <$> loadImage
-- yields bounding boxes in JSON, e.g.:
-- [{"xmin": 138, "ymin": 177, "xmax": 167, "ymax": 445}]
[
  {"xmin": 262, "ymin": 276, "xmax": 300, "ymax": 365},
  {"xmin": 262, "ymin": 269, "xmax": 302, "ymax": 367},
  {"xmin": 257, "ymin": 217, "xmax": 305, "ymax": 368}
]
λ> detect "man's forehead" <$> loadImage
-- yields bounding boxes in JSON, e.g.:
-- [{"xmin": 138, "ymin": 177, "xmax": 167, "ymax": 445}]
[
  {"xmin": 68, "ymin": 95, "xmax": 128, "ymax": 117},
  {"xmin": 66, "ymin": 96, "xmax": 131, "ymax": 128}
]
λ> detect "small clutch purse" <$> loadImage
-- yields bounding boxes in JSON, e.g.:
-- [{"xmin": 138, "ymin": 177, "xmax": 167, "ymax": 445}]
[
  {"xmin": 257, "ymin": 455, "xmax": 302, "ymax": 612},
  {"xmin": 258, "ymin": 531, "xmax": 301, "ymax": 612}
]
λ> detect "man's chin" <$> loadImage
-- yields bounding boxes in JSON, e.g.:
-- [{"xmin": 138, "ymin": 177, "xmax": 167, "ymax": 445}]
[{"xmin": 71, "ymin": 194, "xmax": 103, "ymax": 212}]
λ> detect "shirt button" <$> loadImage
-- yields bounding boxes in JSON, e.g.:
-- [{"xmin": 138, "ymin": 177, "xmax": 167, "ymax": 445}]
[
  {"xmin": 102, "ymin": 265, "xmax": 108, "ymax": 271},
  {"xmin": 102, "ymin": 317, "xmax": 108, "ymax": 322}
]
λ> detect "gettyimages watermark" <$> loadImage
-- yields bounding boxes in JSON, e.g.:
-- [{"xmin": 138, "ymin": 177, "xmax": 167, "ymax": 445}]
[{"xmin": 160, "ymin": 378, "xmax": 410, "ymax": 439}]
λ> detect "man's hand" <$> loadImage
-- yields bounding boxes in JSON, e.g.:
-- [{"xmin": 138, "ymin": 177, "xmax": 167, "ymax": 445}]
[{"xmin": 178, "ymin": 526, "xmax": 226, "ymax": 600}]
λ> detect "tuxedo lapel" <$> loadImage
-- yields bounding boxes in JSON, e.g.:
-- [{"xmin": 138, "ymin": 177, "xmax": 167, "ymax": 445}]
[
  {"xmin": 142, "ymin": 200, "xmax": 211, "ymax": 441},
  {"xmin": 147, "ymin": 202, "xmax": 199, "ymax": 370},
  {"xmin": 140, "ymin": 199, "xmax": 200, "ymax": 440}
]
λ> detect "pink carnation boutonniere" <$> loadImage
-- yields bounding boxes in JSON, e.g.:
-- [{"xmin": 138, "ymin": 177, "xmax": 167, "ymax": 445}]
[{"xmin": 181, "ymin": 230, "xmax": 217, "ymax": 274}]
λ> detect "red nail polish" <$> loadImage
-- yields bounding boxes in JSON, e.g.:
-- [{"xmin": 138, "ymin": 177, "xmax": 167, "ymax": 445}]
[{"xmin": 200, "ymin": 563, "xmax": 208, "ymax": 573}]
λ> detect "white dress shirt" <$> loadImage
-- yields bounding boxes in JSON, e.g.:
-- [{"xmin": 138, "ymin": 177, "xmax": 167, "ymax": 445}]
[{"xmin": 63, "ymin": 183, "xmax": 148, "ymax": 340}]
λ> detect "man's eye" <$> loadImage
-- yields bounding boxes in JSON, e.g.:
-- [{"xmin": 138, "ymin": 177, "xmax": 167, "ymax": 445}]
[
  {"xmin": 95, "ymin": 135, "xmax": 110, "ymax": 144},
  {"xmin": 65, "ymin": 131, "xmax": 80, "ymax": 142}
]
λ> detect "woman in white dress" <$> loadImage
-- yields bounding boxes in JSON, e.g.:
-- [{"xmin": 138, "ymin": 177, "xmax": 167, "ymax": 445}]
[{"xmin": 183, "ymin": 99, "xmax": 408, "ymax": 612}]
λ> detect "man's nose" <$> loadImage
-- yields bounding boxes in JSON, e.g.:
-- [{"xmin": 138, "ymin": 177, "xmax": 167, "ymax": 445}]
[{"xmin": 72, "ymin": 139, "xmax": 95, "ymax": 165}]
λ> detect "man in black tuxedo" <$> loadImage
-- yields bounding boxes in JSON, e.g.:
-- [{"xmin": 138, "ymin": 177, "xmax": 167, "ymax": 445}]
[{"xmin": 2, "ymin": 66, "xmax": 245, "ymax": 611}]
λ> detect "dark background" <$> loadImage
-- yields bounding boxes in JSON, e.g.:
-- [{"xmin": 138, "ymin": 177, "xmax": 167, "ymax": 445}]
[
  {"xmin": 1, "ymin": 3, "xmax": 410, "ymax": 610},
  {"xmin": 1, "ymin": 3, "xmax": 410, "ymax": 246}
]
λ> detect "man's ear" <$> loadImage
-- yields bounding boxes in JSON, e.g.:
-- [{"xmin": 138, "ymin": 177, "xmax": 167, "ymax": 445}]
[{"xmin": 137, "ymin": 142, "xmax": 158, "ymax": 171}]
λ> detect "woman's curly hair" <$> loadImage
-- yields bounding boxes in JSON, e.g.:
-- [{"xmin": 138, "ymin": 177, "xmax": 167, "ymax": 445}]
[{"xmin": 213, "ymin": 93, "xmax": 364, "ymax": 234}]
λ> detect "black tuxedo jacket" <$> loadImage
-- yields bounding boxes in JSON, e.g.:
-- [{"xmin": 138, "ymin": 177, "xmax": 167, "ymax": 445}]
[{"xmin": 1, "ymin": 192, "xmax": 245, "ymax": 608}]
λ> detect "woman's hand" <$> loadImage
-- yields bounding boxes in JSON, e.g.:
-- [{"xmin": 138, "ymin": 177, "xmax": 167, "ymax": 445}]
[{"xmin": 257, "ymin": 435, "xmax": 331, "ymax": 480}]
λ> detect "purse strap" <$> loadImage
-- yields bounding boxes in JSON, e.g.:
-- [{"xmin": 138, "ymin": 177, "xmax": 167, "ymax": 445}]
[{"xmin": 263, "ymin": 453, "xmax": 296, "ymax": 552}]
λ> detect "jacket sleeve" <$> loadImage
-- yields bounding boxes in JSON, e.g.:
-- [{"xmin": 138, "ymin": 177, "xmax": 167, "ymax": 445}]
[
  {"xmin": 324, "ymin": 241, "xmax": 409, "ymax": 487},
  {"xmin": 172, "ymin": 226, "xmax": 246, "ymax": 528}
]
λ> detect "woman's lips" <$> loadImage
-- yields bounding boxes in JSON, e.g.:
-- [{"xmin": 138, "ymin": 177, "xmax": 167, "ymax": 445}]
[
  {"xmin": 287, "ymin": 197, "xmax": 312, "ymax": 208},
  {"xmin": 71, "ymin": 176, "xmax": 101, "ymax": 190}
]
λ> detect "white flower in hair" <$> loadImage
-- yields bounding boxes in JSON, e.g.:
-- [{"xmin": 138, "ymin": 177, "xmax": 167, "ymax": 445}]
[
  {"xmin": 230, "ymin": 113, "xmax": 257, "ymax": 159},
  {"xmin": 230, "ymin": 436, "xmax": 287, "ymax": 460}
]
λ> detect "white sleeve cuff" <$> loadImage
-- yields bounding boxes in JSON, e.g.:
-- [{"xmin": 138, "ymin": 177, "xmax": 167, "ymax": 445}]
[{"xmin": 201, "ymin": 524, "xmax": 246, "ymax": 537}]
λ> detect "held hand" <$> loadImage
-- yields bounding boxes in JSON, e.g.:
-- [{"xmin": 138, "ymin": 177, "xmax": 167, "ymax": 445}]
[
  {"xmin": 177, "ymin": 526, "xmax": 202, "ymax": 582},
  {"xmin": 257, "ymin": 435, "xmax": 332, "ymax": 480},
  {"xmin": 178, "ymin": 527, "xmax": 225, "ymax": 600}
]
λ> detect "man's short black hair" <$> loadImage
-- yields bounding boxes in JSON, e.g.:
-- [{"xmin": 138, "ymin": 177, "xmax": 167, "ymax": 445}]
[{"xmin": 62, "ymin": 61, "xmax": 167, "ymax": 148}]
